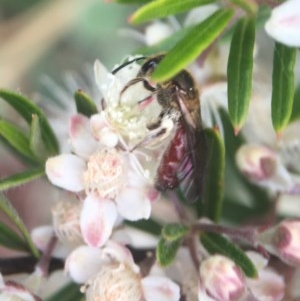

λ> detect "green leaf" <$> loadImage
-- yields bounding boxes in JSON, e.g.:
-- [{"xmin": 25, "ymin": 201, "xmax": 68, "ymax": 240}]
[
  {"xmin": 227, "ymin": 16, "xmax": 256, "ymax": 132},
  {"xmin": 0, "ymin": 193, "xmax": 39, "ymax": 258},
  {"xmin": 125, "ymin": 219, "xmax": 162, "ymax": 236},
  {"xmin": 200, "ymin": 232, "xmax": 257, "ymax": 278},
  {"xmin": 0, "ymin": 168, "xmax": 44, "ymax": 191},
  {"xmin": 271, "ymin": 43, "xmax": 297, "ymax": 132},
  {"xmin": 156, "ymin": 237, "xmax": 181, "ymax": 266},
  {"xmin": 45, "ymin": 282, "xmax": 83, "ymax": 301},
  {"xmin": 201, "ymin": 128, "xmax": 225, "ymax": 222},
  {"xmin": 0, "ymin": 222, "xmax": 29, "ymax": 252},
  {"xmin": 29, "ymin": 114, "xmax": 55, "ymax": 161},
  {"xmin": 162, "ymin": 223, "xmax": 188, "ymax": 240},
  {"xmin": 229, "ymin": 0, "xmax": 258, "ymax": 14},
  {"xmin": 152, "ymin": 8, "xmax": 234, "ymax": 82},
  {"xmin": 74, "ymin": 90, "xmax": 98, "ymax": 118},
  {"xmin": 0, "ymin": 119, "xmax": 36, "ymax": 161},
  {"xmin": 130, "ymin": 0, "xmax": 216, "ymax": 24},
  {"xmin": 220, "ymin": 109, "xmax": 269, "ymax": 223},
  {"xmin": 0, "ymin": 89, "xmax": 59, "ymax": 155},
  {"xmin": 290, "ymin": 84, "xmax": 300, "ymax": 122}
]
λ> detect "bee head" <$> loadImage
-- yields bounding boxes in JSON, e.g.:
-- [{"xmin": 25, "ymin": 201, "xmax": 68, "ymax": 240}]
[{"xmin": 138, "ymin": 54, "xmax": 165, "ymax": 77}]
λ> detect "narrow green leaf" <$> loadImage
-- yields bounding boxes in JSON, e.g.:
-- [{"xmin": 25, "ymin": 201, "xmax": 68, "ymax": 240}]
[
  {"xmin": 271, "ymin": 43, "xmax": 296, "ymax": 133},
  {"xmin": 201, "ymin": 128, "xmax": 225, "ymax": 222},
  {"xmin": 229, "ymin": 0, "xmax": 257, "ymax": 14},
  {"xmin": 0, "ymin": 168, "xmax": 44, "ymax": 191},
  {"xmin": 290, "ymin": 85, "xmax": 300, "ymax": 122},
  {"xmin": 0, "ymin": 119, "xmax": 36, "ymax": 161},
  {"xmin": 200, "ymin": 232, "xmax": 257, "ymax": 278},
  {"xmin": 227, "ymin": 16, "xmax": 256, "ymax": 132},
  {"xmin": 0, "ymin": 193, "xmax": 39, "ymax": 258},
  {"xmin": 45, "ymin": 282, "xmax": 83, "ymax": 301},
  {"xmin": 220, "ymin": 109, "xmax": 269, "ymax": 223},
  {"xmin": 74, "ymin": 90, "xmax": 98, "ymax": 118},
  {"xmin": 156, "ymin": 237, "xmax": 181, "ymax": 266},
  {"xmin": 0, "ymin": 222, "xmax": 29, "ymax": 252},
  {"xmin": 152, "ymin": 8, "xmax": 234, "ymax": 82},
  {"xmin": 130, "ymin": 0, "xmax": 216, "ymax": 24},
  {"xmin": 0, "ymin": 89, "xmax": 59, "ymax": 155},
  {"xmin": 29, "ymin": 114, "xmax": 53, "ymax": 161},
  {"xmin": 162, "ymin": 223, "xmax": 188, "ymax": 240}
]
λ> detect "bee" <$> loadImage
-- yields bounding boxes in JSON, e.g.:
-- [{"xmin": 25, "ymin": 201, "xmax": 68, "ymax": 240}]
[{"xmin": 118, "ymin": 54, "xmax": 207, "ymax": 202}]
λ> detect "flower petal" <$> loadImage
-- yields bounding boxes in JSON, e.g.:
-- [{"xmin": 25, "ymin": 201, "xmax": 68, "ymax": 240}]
[
  {"xmin": 65, "ymin": 245, "xmax": 103, "ymax": 283},
  {"xmin": 80, "ymin": 195, "xmax": 117, "ymax": 248},
  {"xmin": 247, "ymin": 269, "xmax": 285, "ymax": 301},
  {"xmin": 265, "ymin": 0, "xmax": 300, "ymax": 47},
  {"xmin": 90, "ymin": 114, "xmax": 119, "ymax": 148},
  {"xmin": 94, "ymin": 60, "xmax": 121, "ymax": 103},
  {"xmin": 102, "ymin": 240, "xmax": 139, "ymax": 273},
  {"xmin": 141, "ymin": 276, "xmax": 180, "ymax": 301},
  {"xmin": 116, "ymin": 187, "xmax": 151, "ymax": 221},
  {"xmin": 45, "ymin": 154, "xmax": 85, "ymax": 192},
  {"xmin": 69, "ymin": 114, "xmax": 98, "ymax": 158}
]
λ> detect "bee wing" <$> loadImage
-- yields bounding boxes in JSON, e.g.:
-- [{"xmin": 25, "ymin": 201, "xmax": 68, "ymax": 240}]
[
  {"xmin": 176, "ymin": 94, "xmax": 207, "ymax": 203},
  {"xmin": 175, "ymin": 124, "xmax": 206, "ymax": 203}
]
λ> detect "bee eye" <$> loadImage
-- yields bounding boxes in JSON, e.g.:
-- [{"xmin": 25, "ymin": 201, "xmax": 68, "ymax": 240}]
[{"xmin": 142, "ymin": 59, "xmax": 158, "ymax": 73}]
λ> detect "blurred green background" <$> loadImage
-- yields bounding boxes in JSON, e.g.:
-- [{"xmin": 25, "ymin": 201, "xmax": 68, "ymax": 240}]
[{"xmin": 0, "ymin": 0, "xmax": 143, "ymax": 94}]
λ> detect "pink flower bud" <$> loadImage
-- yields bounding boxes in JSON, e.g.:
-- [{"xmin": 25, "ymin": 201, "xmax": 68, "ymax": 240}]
[
  {"xmin": 257, "ymin": 219, "xmax": 300, "ymax": 266},
  {"xmin": 199, "ymin": 255, "xmax": 246, "ymax": 301},
  {"xmin": 236, "ymin": 144, "xmax": 277, "ymax": 182},
  {"xmin": 236, "ymin": 144, "xmax": 294, "ymax": 192},
  {"xmin": 274, "ymin": 220, "xmax": 300, "ymax": 266}
]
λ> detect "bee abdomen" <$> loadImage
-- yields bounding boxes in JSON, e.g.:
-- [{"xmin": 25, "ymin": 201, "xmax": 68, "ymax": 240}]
[{"xmin": 155, "ymin": 124, "xmax": 186, "ymax": 191}]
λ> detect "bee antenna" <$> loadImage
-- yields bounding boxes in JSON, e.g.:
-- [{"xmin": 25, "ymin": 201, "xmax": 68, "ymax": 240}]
[
  {"xmin": 112, "ymin": 56, "xmax": 146, "ymax": 74},
  {"xmin": 119, "ymin": 77, "xmax": 157, "ymax": 104}
]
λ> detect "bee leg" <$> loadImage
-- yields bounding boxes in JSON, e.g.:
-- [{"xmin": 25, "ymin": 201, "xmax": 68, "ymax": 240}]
[{"xmin": 131, "ymin": 116, "xmax": 175, "ymax": 151}]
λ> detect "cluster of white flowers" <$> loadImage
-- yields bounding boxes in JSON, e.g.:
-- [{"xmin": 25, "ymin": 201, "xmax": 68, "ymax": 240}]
[
  {"xmin": 45, "ymin": 58, "xmax": 164, "ymax": 249},
  {"xmin": 3, "ymin": 2, "xmax": 300, "ymax": 301}
]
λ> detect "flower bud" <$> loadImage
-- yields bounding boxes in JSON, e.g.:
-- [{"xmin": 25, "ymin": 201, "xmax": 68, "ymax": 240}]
[
  {"xmin": 199, "ymin": 255, "xmax": 246, "ymax": 301},
  {"xmin": 257, "ymin": 219, "xmax": 300, "ymax": 266},
  {"xmin": 236, "ymin": 144, "xmax": 293, "ymax": 192},
  {"xmin": 236, "ymin": 144, "xmax": 277, "ymax": 181}
]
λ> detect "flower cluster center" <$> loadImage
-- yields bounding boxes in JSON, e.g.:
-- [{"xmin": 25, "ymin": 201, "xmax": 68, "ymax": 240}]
[{"xmin": 83, "ymin": 149, "xmax": 124, "ymax": 199}]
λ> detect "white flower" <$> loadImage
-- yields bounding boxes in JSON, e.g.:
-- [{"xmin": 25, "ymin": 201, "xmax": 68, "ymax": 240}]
[
  {"xmin": 265, "ymin": 0, "xmax": 300, "ymax": 47},
  {"xmin": 46, "ymin": 59, "xmax": 162, "ymax": 248},
  {"xmin": 66, "ymin": 241, "xmax": 180, "ymax": 301},
  {"xmin": 246, "ymin": 251, "xmax": 285, "ymax": 301}
]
